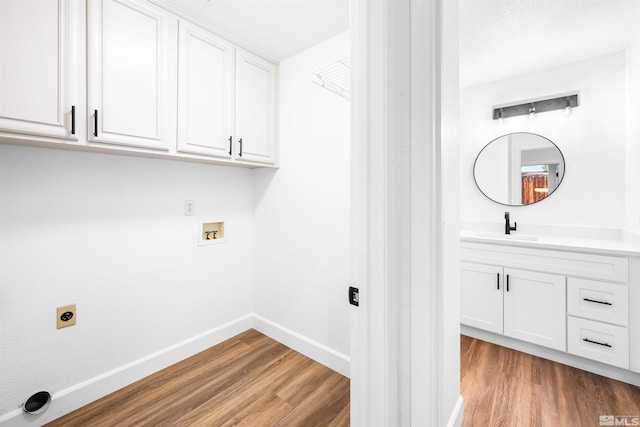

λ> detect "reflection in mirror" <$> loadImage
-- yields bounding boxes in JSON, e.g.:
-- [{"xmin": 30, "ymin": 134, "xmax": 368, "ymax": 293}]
[{"xmin": 473, "ymin": 132, "xmax": 565, "ymax": 206}]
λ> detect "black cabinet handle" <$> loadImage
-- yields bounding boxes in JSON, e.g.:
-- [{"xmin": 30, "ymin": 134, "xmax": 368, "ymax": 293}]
[
  {"xmin": 239, "ymin": 138, "xmax": 243, "ymax": 157},
  {"xmin": 506, "ymin": 274, "xmax": 510, "ymax": 292},
  {"xmin": 583, "ymin": 338, "xmax": 612, "ymax": 348},
  {"xmin": 583, "ymin": 298, "xmax": 612, "ymax": 306},
  {"xmin": 497, "ymin": 273, "xmax": 500, "ymax": 290},
  {"xmin": 93, "ymin": 110, "xmax": 98, "ymax": 137},
  {"xmin": 71, "ymin": 105, "xmax": 76, "ymax": 135},
  {"xmin": 228, "ymin": 136, "xmax": 232, "ymax": 156}
]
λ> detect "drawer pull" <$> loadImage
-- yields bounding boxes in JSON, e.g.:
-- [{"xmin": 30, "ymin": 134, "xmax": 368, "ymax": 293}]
[
  {"xmin": 497, "ymin": 273, "xmax": 500, "ymax": 290},
  {"xmin": 583, "ymin": 338, "xmax": 612, "ymax": 348},
  {"xmin": 583, "ymin": 298, "xmax": 612, "ymax": 306}
]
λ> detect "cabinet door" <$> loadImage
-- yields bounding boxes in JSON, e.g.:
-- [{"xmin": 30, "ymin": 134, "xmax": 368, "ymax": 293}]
[
  {"xmin": 177, "ymin": 20, "xmax": 233, "ymax": 158},
  {"xmin": 503, "ymin": 268, "xmax": 566, "ymax": 351},
  {"xmin": 461, "ymin": 262, "xmax": 503, "ymax": 334},
  {"xmin": 0, "ymin": 0, "xmax": 82, "ymax": 141},
  {"xmin": 87, "ymin": 0, "xmax": 176, "ymax": 150},
  {"xmin": 235, "ymin": 49, "xmax": 276, "ymax": 164}
]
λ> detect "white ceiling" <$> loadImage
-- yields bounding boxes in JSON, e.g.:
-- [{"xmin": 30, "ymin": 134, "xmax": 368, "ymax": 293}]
[
  {"xmin": 163, "ymin": 0, "xmax": 638, "ymax": 87},
  {"xmin": 163, "ymin": 0, "xmax": 349, "ymax": 61},
  {"xmin": 459, "ymin": 0, "xmax": 639, "ymax": 87}
]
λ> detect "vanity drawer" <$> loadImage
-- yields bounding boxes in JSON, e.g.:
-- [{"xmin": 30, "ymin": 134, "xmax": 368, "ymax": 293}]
[
  {"xmin": 567, "ymin": 278, "xmax": 628, "ymax": 326},
  {"xmin": 567, "ymin": 316, "xmax": 629, "ymax": 369}
]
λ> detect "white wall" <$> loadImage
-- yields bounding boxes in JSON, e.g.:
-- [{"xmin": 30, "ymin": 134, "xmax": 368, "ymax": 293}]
[
  {"xmin": 0, "ymin": 145, "xmax": 254, "ymax": 419},
  {"xmin": 252, "ymin": 32, "xmax": 350, "ymax": 367},
  {"xmin": 460, "ymin": 51, "xmax": 627, "ymax": 230},
  {"xmin": 441, "ymin": 0, "xmax": 462, "ymax": 422},
  {"xmin": 626, "ymin": 6, "xmax": 640, "ymax": 233}
]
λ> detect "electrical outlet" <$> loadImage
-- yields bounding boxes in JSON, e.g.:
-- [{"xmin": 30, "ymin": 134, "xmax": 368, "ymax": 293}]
[
  {"xmin": 185, "ymin": 200, "xmax": 195, "ymax": 216},
  {"xmin": 57, "ymin": 304, "xmax": 76, "ymax": 329}
]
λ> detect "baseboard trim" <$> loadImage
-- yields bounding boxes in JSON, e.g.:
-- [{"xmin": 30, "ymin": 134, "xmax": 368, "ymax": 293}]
[
  {"xmin": 446, "ymin": 395, "xmax": 464, "ymax": 427},
  {"xmin": 252, "ymin": 314, "xmax": 351, "ymax": 378},
  {"xmin": 0, "ymin": 315, "xmax": 253, "ymax": 427}
]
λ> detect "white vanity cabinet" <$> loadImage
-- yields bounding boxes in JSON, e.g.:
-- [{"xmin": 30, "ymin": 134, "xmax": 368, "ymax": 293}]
[
  {"xmin": 87, "ymin": 0, "xmax": 177, "ymax": 151},
  {"xmin": 0, "ymin": 0, "xmax": 83, "ymax": 143},
  {"xmin": 461, "ymin": 238, "xmax": 633, "ymax": 374},
  {"xmin": 461, "ymin": 262, "xmax": 566, "ymax": 351}
]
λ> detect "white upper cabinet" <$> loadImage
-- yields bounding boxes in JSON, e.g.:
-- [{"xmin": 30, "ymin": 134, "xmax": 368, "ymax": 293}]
[
  {"xmin": 235, "ymin": 49, "xmax": 277, "ymax": 165},
  {"xmin": 177, "ymin": 20, "xmax": 234, "ymax": 159},
  {"xmin": 87, "ymin": 0, "xmax": 177, "ymax": 151},
  {"xmin": 0, "ymin": 0, "xmax": 277, "ymax": 167},
  {"xmin": 0, "ymin": 0, "xmax": 83, "ymax": 142}
]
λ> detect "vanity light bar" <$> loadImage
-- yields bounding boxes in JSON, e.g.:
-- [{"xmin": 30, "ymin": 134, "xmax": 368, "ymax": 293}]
[{"xmin": 492, "ymin": 94, "xmax": 579, "ymax": 120}]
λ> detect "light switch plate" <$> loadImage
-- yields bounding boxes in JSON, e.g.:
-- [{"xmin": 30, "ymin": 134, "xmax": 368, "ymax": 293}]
[
  {"xmin": 57, "ymin": 304, "xmax": 76, "ymax": 329},
  {"xmin": 184, "ymin": 200, "xmax": 195, "ymax": 216}
]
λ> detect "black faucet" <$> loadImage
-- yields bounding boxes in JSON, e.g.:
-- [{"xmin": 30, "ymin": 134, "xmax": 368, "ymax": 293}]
[{"xmin": 505, "ymin": 212, "xmax": 517, "ymax": 235}]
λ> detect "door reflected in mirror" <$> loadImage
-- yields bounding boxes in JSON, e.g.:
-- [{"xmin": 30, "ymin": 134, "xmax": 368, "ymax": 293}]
[{"xmin": 473, "ymin": 132, "xmax": 565, "ymax": 206}]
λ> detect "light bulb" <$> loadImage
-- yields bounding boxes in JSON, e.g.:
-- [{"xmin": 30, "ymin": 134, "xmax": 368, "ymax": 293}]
[
  {"xmin": 528, "ymin": 105, "xmax": 536, "ymax": 120},
  {"xmin": 563, "ymin": 98, "xmax": 572, "ymax": 115}
]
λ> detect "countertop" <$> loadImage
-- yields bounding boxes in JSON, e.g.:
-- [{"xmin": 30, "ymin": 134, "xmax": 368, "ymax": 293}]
[{"xmin": 460, "ymin": 228, "xmax": 640, "ymax": 257}]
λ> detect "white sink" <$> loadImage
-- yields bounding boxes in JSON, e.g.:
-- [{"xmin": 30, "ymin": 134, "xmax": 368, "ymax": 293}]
[{"xmin": 476, "ymin": 232, "xmax": 539, "ymax": 242}]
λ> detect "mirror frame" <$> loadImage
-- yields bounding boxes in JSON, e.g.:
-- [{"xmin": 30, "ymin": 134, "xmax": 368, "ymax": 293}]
[{"xmin": 473, "ymin": 132, "xmax": 566, "ymax": 206}]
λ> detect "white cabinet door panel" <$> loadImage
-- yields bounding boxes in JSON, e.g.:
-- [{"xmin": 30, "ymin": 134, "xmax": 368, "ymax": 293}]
[
  {"xmin": 461, "ymin": 262, "xmax": 503, "ymax": 334},
  {"xmin": 177, "ymin": 20, "xmax": 233, "ymax": 158},
  {"xmin": 504, "ymin": 268, "xmax": 566, "ymax": 351},
  {"xmin": 0, "ymin": 0, "xmax": 81, "ymax": 140},
  {"xmin": 235, "ymin": 49, "xmax": 276, "ymax": 164},
  {"xmin": 88, "ymin": 0, "xmax": 176, "ymax": 150}
]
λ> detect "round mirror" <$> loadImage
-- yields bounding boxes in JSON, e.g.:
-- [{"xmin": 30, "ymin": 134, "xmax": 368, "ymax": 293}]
[{"xmin": 473, "ymin": 132, "xmax": 565, "ymax": 206}]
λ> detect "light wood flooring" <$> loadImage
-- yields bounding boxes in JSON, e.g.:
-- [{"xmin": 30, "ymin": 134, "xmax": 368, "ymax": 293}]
[
  {"xmin": 46, "ymin": 331, "xmax": 640, "ymax": 426},
  {"xmin": 461, "ymin": 335, "xmax": 640, "ymax": 427},
  {"xmin": 46, "ymin": 329, "xmax": 349, "ymax": 427}
]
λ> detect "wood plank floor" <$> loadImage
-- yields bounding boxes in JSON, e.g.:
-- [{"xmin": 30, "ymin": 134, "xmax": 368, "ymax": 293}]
[
  {"xmin": 461, "ymin": 335, "xmax": 640, "ymax": 427},
  {"xmin": 46, "ymin": 330, "xmax": 349, "ymax": 427}
]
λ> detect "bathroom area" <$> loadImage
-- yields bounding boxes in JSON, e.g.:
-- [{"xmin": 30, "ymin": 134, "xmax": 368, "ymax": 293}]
[{"xmin": 458, "ymin": 0, "xmax": 640, "ymax": 421}]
